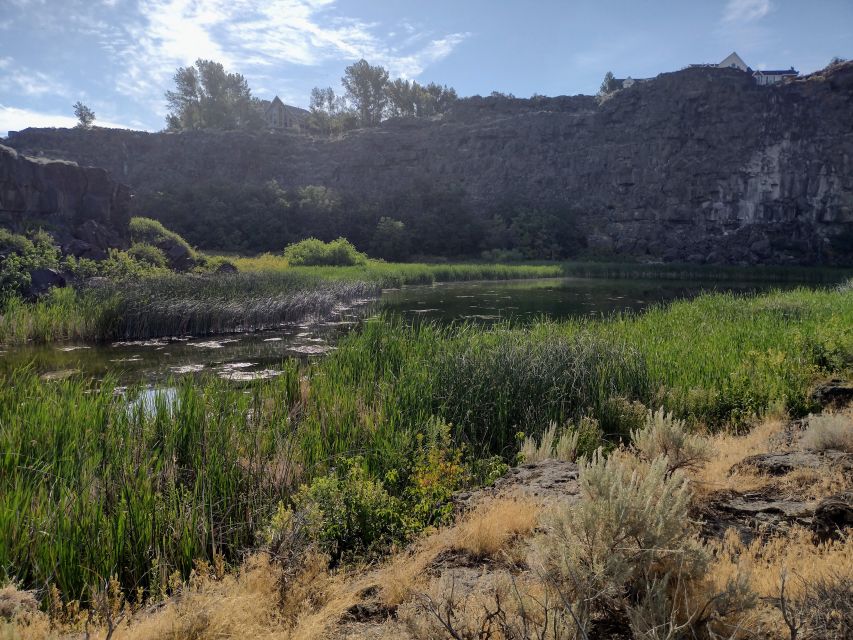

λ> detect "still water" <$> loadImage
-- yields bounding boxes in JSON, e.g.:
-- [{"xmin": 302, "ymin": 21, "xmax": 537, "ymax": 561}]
[{"xmin": 0, "ymin": 277, "xmax": 811, "ymax": 385}]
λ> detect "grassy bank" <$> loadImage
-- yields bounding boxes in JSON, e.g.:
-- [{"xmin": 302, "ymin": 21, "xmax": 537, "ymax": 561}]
[
  {"xmin": 0, "ymin": 272, "xmax": 378, "ymax": 344},
  {"xmin": 2, "ymin": 284, "xmax": 851, "ymax": 602},
  {"xmin": 231, "ymin": 255, "xmax": 565, "ymax": 286},
  {"xmin": 2, "ymin": 259, "xmax": 850, "ymax": 345}
]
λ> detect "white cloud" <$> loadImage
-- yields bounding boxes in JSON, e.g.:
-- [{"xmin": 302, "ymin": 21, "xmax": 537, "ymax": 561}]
[
  {"xmin": 0, "ymin": 104, "xmax": 135, "ymax": 136},
  {"xmin": 0, "ymin": 66, "xmax": 72, "ymax": 98},
  {"xmin": 105, "ymin": 0, "xmax": 468, "ymax": 103},
  {"xmin": 722, "ymin": 0, "xmax": 772, "ymax": 23}
]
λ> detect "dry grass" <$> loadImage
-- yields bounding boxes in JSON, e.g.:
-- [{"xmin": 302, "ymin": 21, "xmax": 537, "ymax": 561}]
[
  {"xmin": 801, "ymin": 411, "xmax": 853, "ymax": 453},
  {"xmin": 704, "ymin": 527, "xmax": 853, "ymax": 638},
  {"xmin": 454, "ymin": 498, "xmax": 541, "ymax": 560},
  {"xmin": 690, "ymin": 416, "xmax": 786, "ymax": 499},
  {"xmin": 0, "ymin": 584, "xmax": 39, "ymax": 622},
  {"xmin": 777, "ymin": 465, "xmax": 853, "ymax": 501}
]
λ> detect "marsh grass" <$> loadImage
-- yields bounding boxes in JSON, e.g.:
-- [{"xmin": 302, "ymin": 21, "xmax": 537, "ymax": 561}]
[
  {"xmin": 230, "ymin": 256, "xmax": 565, "ymax": 287},
  {"xmin": 0, "ymin": 272, "xmax": 378, "ymax": 344},
  {"xmin": 1, "ymin": 284, "xmax": 850, "ymax": 606},
  {"xmin": 0, "ymin": 367, "xmax": 301, "ymax": 601}
]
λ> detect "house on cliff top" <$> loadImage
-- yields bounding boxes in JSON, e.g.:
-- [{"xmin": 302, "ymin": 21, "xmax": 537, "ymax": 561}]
[
  {"xmin": 259, "ymin": 96, "xmax": 309, "ymax": 130},
  {"xmin": 690, "ymin": 52, "xmax": 799, "ymax": 85}
]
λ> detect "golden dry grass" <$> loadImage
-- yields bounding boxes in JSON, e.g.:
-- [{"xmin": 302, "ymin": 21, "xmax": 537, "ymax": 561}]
[
  {"xmin": 702, "ymin": 527, "xmax": 853, "ymax": 638},
  {"xmin": 689, "ymin": 416, "xmax": 786, "ymax": 499},
  {"xmin": 454, "ymin": 498, "xmax": 541, "ymax": 560}
]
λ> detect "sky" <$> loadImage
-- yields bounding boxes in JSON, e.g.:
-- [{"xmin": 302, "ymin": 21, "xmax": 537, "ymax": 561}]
[{"xmin": 1, "ymin": 0, "xmax": 851, "ymax": 135}]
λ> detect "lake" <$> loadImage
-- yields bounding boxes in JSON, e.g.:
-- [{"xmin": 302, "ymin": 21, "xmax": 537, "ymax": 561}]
[{"xmin": 0, "ymin": 276, "xmax": 820, "ymax": 385}]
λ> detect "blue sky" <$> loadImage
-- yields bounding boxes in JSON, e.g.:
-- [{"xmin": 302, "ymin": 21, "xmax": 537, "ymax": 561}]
[{"xmin": 1, "ymin": 0, "xmax": 851, "ymax": 135}]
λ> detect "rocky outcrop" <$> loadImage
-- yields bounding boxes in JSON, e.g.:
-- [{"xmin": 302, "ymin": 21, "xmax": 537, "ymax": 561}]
[
  {"xmin": 0, "ymin": 143, "xmax": 130, "ymax": 258},
  {"xmin": 5, "ymin": 62, "xmax": 853, "ymax": 264}
]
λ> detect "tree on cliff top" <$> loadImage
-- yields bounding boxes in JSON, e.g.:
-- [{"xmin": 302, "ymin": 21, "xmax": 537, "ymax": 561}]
[
  {"xmin": 599, "ymin": 71, "xmax": 620, "ymax": 95},
  {"xmin": 73, "ymin": 102, "xmax": 95, "ymax": 129},
  {"xmin": 342, "ymin": 59, "xmax": 389, "ymax": 127},
  {"xmin": 165, "ymin": 59, "xmax": 262, "ymax": 131}
]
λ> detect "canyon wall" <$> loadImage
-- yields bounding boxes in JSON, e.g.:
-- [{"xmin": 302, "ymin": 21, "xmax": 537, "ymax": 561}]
[
  {"xmin": 5, "ymin": 62, "xmax": 853, "ymax": 264},
  {"xmin": 0, "ymin": 143, "xmax": 130, "ymax": 257}
]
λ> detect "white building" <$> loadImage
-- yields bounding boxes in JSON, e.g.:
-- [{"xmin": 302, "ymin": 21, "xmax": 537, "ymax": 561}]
[
  {"xmin": 718, "ymin": 51, "xmax": 750, "ymax": 72},
  {"xmin": 753, "ymin": 68, "xmax": 799, "ymax": 85}
]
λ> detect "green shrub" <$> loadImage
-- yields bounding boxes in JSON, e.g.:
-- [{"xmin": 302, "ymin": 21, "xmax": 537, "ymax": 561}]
[
  {"xmin": 92, "ymin": 249, "xmax": 166, "ymax": 280},
  {"xmin": 281, "ymin": 462, "xmax": 412, "ymax": 565},
  {"xmin": 127, "ymin": 242, "xmax": 168, "ymax": 268},
  {"xmin": 405, "ymin": 418, "xmax": 469, "ymax": 528},
  {"xmin": 0, "ymin": 229, "xmax": 35, "ymax": 257},
  {"xmin": 0, "ymin": 230, "xmax": 60, "ymax": 302},
  {"xmin": 283, "ymin": 237, "xmax": 367, "ymax": 267},
  {"xmin": 129, "ymin": 216, "xmax": 196, "ymax": 268}
]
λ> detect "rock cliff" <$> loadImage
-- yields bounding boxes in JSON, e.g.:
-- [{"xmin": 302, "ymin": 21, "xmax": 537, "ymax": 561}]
[
  {"xmin": 5, "ymin": 62, "xmax": 853, "ymax": 264},
  {"xmin": 0, "ymin": 143, "xmax": 130, "ymax": 258}
]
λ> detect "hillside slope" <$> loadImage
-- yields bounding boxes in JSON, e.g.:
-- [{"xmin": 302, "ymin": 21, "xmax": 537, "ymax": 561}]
[{"xmin": 5, "ymin": 63, "xmax": 853, "ymax": 264}]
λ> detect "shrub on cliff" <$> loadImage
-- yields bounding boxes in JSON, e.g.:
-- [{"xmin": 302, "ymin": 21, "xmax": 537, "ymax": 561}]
[
  {"xmin": 283, "ymin": 237, "xmax": 367, "ymax": 267},
  {"xmin": 129, "ymin": 217, "xmax": 197, "ymax": 270},
  {"xmin": 127, "ymin": 243, "xmax": 168, "ymax": 268},
  {"xmin": 0, "ymin": 229, "xmax": 60, "ymax": 303}
]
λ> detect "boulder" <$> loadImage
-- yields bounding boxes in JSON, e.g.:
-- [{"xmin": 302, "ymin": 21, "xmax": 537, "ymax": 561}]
[
  {"xmin": 162, "ymin": 240, "xmax": 195, "ymax": 271},
  {"xmin": 732, "ymin": 450, "xmax": 853, "ymax": 476},
  {"xmin": 214, "ymin": 261, "xmax": 238, "ymax": 274},
  {"xmin": 26, "ymin": 267, "xmax": 66, "ymax": 298},
  {"xmin": 811, "ymin": 379, "xmax": 853, "ymax": 409},
  {"xmin": 0, "ymin": 144, "xmax": 130, "ymax": 257},
  {"xmin": 813, "ymin": 491, "xmax": 853, "ymax": 539}
]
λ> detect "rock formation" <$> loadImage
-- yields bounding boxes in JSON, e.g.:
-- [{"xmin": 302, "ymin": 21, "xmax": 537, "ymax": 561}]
[
  {"xmin": 0, "ymin": 143, "xmax": 130, "ymax": 258},
  {"xmin": 5, "ymin": 62, "xmax": 853, "ymax": 265}
]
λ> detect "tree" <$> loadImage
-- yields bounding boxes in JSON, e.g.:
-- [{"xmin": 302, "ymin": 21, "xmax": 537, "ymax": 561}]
[
  {"xmin": 73, "ymin": 102, "xmax": 95, "ymax": 129},
  {"xmin": 342, "ymin": 59, "xmax": 389, "ymax": 127},
  {"xmin": 423, "ymin": 82, "xmax": 458, "ymax": 115},
  {"xmin": 164, "ymin": 59, "xmax": 261, "ymax": 131},
  {"xmin": 371, "ymin": 217, "xmax": 410, "ymax": 261},
  {"xmin": 385, "ymin": 78, "xmax": 418, "ymax": 118},
  {"xmin": 599, "ymin": 71, "xmax": 620, "ymax": 95},
  {"xmin": 308, "ymin": 86, "xmax": 356, "ymax": 135}
]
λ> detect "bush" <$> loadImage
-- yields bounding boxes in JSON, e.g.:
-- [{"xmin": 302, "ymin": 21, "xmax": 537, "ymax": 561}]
[
  {"xmin": 631, "ymin": 407, "xmax": 711, "ymax": 474},
  {"xmin": 129, "ymin": 216, "xmax": 197, "ymax": 269},
  {"xmin": 0, "ymin": 229, "xmax": 60, "ymax": 302},
  {"xmin": 519, "ymin": 417, "xmax": 602, "ymax": 464},
  {"xmin": 272, "ymin": 462, "xmax": 412, "ymax": 565},
  {"xmin": 283, "ymin": 237, "xmax": 367, "ymax": 267},
  {"xmin": 405, "ymin": 419, "xmax": 468, "ymax": 528},
  {"xmin": 801, "ymin": 413, "xmax": 853, "ymax": 452},
  {"xmin": 126, "ymin": 242, "xmax": 168, "ymax": 268},
  {"xmin": 101, "ymin": 249, "xmax": 167, "ymax": 279},
  {"xmin": 533, "ymin": 451, "xmax": 705, "ymax": 618}
]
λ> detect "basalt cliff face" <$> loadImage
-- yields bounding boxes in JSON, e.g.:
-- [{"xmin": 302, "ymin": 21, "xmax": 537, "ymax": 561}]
[
  {"xmin": 0, "ymin": 143, "xmax": 130, "ymax": 258},
  {"xmin": 5, "ymin": 63, "xmax": 853, "ymax": 264}
]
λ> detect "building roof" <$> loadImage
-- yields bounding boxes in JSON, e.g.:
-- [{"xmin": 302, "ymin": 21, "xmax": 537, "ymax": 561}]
[
  {"xmin": 754, "ymin": 69, "xmax": 799, "ymax": 75},
  {"xmin": 264, "ymin": 95, "xmax": 286, "ymax": 116},
  {"xmin": 719, "ymin": 51, "xmax": 749, "ymax": 71}
]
